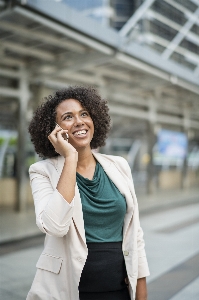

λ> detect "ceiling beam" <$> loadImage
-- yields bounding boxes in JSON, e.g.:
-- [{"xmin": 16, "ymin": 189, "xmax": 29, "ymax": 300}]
[
  {"xmin": 146, "ymin": 10, "xmax": 199, "ymax": 48},
  {"xmin": 0, "ymin": 56, "xmax": 25, "ymax": 67},
  {"xmin": 115, "ymin": 52, "xmax": 199, "ymax": 95},
  {"xmin": 109, "ymin": 103, "xmax": 199, "ymax": 129},
  {"xmin": 38, "ymin": 54, "xmax": 113, "ymax": 79},
  {"xmin": 0, "ymin": 7, "xmax": 13, "ymax": 19},
  {"xmin": 162, "ymin": 6, "xmax": 199, "ymax": 60},
  {"xmin": 0, "ymin": 21, "xmax": 86, "ymax": 53},
  {"xmin": 0, "ymin": 87, "xmax": 20, "ymax": 97},
  {"xmin": 109, "ymin": 103, "xmax": 148, "ymax": 120},
  {"xmin": 1, "ymin": 41, "xmax": 54, "ymax": 61},
  {"xmin": 14, "ymin": 6, "xmax": 114, "ymax": 55},
  {"xmin": 119, "ymin": 0, "xmax": 156, "ymax": 37},
  {"xmin": 32, "ymin": 71, "xmax": 101, "ymax": 86},
  {"xmin": 0, "ymin": 68, "xmax": 21, "ymax": 78},
  {"xmin": 110, "ymin": 94, "xmax": 194, "ymax": 116},
  {"xmin": 97, "ymin": 67, "xmax": 169, "ymax": 92},
  {"xmin": 163, "ymin": 0, "xmax": 199, "ymax": 27},
  {"xmin": 144, "ymin": 33, "xmax": 199, "ymax": 65},
  {"xmin": 96, "ymin": 68, "xmax": 136, "ymax": 83},
  {"xmin": 109, "ymin": 92, "xmax": 149, "ymax": 107}
]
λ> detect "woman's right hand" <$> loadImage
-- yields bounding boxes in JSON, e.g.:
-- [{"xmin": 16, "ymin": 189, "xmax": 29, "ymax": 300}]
[
  {"xmin": 48, "ymin": 125, "xmax": 77, "ymax": 158},
  {"xmin": 48, "ymin": 125, "xmax": 77, "ymax": 204}
]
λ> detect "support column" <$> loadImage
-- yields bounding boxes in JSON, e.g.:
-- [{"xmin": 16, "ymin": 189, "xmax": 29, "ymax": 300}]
[
  {"xmin": 146, "ymin": 122, "xmax": 157, "ymax": 194},
  {"xmin": 181, "ymin": 106, "xmax": 190, "ymax": 189},
  {"xmin": 146, "ymin": 97, "xmax": 157, "ymax": 194},
  {"xmin": 15, "ymin": 67, "xmax": 30, "ymax": 211}
]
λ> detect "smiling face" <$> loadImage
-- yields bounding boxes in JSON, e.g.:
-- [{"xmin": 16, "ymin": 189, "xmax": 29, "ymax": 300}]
[{"xmin": 56, "ymin": 98, "xmax": 94, "ymax": 151}]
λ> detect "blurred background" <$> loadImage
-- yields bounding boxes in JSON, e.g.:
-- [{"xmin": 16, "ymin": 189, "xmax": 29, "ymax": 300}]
[{"xmin": 0, "ymin": 0, "xmax": 199, "ymax": 299}]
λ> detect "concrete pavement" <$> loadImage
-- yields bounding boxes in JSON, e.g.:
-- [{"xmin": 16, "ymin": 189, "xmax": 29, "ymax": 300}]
[
  {"xmin": 1, "ymin": 187, "xmax": 198, "ymax": 244},
  {"xmin": 0, "ymin": 187, "xmax": 199, "ymax": 299}
]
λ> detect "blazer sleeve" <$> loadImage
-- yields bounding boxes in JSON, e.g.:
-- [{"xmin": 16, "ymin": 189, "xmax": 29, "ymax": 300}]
[
  {"xmin": 29, "ymin": 162, "xmax": 74, "ymax": 237},
  {"xmin": 118, "ymin": 157, "xmax": 150, "ymax": 278},
  {"xmin": 136, "ymin": 218, "xmax": 150, "ymax": 278}
]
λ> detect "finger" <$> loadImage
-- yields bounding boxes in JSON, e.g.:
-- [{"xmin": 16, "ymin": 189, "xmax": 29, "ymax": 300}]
[
  {"xmin": 48, "ymin": 126, "xmax": 62, "ymax": 138},
  {"xmin": 48, "ymin": 130, "xmax": 60, "ymax": 144},
  {"xmin": 51, "ymin": 126, "xmax": 62, "ymax": 134},
  {"xmin": 48, "ymin": 126, "xmax": 62, "ymax": 141},
  {"xmin": 54, "ymin": 149, "xmax": 60, "ymax": 154},
  {"xmin": 61, "ymin": 129, "xmax": 69, "ymax": 139},
  {"xmin": 56, "ymin": 129, "xmax": 68, "ymax": 141},
  {"xmin": 61, "ymin": 130, "xmax": 69, "ymax": 141}
]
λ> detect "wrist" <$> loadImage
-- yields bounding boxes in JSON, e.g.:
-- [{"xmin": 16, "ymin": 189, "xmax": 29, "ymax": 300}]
[{"xmin": 64, "ymin": 151, "xmax": 78, "ymax": 160}]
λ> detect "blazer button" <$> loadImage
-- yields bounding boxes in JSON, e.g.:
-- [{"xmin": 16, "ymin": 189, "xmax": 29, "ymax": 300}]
[
  {"xmin": 77, "ymin": 257, "xmax": 83, "ymax": 262},
  {"xmin": 124, "ymin": 250, "xmax": 129, "ymax": 256}
]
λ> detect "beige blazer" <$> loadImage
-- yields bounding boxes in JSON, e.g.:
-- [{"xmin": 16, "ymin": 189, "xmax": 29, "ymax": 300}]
[{"xmin": 27, "ymin": 152, "xmax": 150, "ymax": 300}]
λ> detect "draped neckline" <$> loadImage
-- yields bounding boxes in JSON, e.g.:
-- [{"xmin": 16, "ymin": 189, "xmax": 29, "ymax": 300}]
[{"xmin": 76, "ymin": 162, "xmax": 101, "ymax": 196}]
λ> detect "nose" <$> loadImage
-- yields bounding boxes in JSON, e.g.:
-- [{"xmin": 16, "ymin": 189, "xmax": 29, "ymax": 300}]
[{"xmin": 74, "ymin": 115, "xmax": 84, "ymax": 127}]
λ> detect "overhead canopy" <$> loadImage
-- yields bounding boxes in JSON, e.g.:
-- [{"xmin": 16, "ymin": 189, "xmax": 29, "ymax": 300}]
[
  {"xmin": 0, "ymin": 0, "xmax": 199, "ymax": 132},
  {"xmin": 120, "ymin": 0, "xmax": 199, "ymax": 77}
]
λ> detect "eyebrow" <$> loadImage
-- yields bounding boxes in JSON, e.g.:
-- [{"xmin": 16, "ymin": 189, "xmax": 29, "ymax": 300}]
[{"xmin": 61, "ymin": 109, "xmax": 87, "ymax": 119}]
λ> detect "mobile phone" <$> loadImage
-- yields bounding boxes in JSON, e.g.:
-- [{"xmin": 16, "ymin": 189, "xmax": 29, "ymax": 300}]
[{"xmin": 55, "ymin": 122, "xmax": 69, "ymax": 140}]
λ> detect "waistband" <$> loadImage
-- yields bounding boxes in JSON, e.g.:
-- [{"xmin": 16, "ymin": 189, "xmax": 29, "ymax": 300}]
[{"xmin": 86, "ymin": 241, "xmax": 122, "ymax": 250}]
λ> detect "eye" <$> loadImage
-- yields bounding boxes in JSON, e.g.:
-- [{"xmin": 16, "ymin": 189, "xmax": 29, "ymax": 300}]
[
  {"xmin": 81, "ymin": 111, "xmax": 89, "ymax": 117},
  {"xmin": 63, "ymin": 115, "xmax": 72, "ymax": 120}
]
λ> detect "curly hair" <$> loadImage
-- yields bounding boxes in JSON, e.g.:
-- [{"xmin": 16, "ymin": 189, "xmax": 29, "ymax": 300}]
[{"xmin": 28, "ymin": 86, "xmax": 111, "ymax": 158}]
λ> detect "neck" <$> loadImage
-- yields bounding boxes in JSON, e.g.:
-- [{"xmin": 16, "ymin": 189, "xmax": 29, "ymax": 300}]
[{"xmin": 77, "ymin": 148, "xmax": 95, "ymax": 169}]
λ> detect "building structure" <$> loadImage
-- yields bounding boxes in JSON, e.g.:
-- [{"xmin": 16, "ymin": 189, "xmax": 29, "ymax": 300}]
[{"xmin": 0, "ymin": 0, "xmax": 199, "ymax": 211}]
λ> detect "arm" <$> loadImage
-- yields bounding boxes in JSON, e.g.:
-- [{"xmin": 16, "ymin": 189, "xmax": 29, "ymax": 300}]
[
  {"xmin": 30, "ymin": 126, "xmax": 78, "ymax": 236},
  {"xmin": 30, "ymin": 168, "xmax": 75, "ymax": 237},
  {"xmin": 136, "ymin": 277, "xmax": 147, "ymax": 300},
  {"xmin": 56, "ymin": 152, "xmax": 78, "ymax": 203},
  {"xmin": 49, "ymin": 125, "xmax": 78, "ymax": 203}
]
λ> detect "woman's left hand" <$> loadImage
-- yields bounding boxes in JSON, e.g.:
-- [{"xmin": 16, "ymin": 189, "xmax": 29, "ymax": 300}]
[{"xmin": 135, "ymin": 277, "xmax": 147, "ymax": 300}]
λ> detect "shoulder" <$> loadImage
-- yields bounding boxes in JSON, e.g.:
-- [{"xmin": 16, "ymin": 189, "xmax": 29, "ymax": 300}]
[
  {"xmin": 94, "ymin": 153, "xmax": 131, "ymax": 175},
  {"xmin": 98, "ymin": 153, "xmax": 128, "ymax": 165},
  {"xmin": 101, "ymin": 153, "xmax": 132, "ymax": 179},
  {"xmin": 29, "ymin": 157, "xmax": 57, "ymax": 176}
]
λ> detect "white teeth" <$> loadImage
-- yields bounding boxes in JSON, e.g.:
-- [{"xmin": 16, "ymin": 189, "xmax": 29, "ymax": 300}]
[{"xmin": 74, "ymin": 130, "xmax": 87, "ymax": 136}]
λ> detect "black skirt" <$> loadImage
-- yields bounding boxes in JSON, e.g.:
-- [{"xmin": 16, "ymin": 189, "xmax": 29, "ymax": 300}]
[{"xmin": 79, "ymin": 242, "xmax": 130, "ymax": 300}]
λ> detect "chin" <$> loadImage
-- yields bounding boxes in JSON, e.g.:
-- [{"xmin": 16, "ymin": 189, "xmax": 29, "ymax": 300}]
[{"xmin": 72, "ymin": 142, "xmax": 91, "ymax": 151}]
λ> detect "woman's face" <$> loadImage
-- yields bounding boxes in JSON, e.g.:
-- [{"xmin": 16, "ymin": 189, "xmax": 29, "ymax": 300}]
[{"xmin": 56, "ymin": 99, "xmax": 94, "ymax": 151}]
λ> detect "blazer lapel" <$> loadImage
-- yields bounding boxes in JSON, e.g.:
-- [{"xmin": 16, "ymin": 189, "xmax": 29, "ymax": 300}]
[
  {"xmin": 93, "ymin": 153, "xmax": 128, "ymax": 197},
  {"xmin": 93, "ymin": 152, "xmax": 134, "ymax": 207},
  {"xmin": 93, "ymin": 153, "xmax": 135, "ymax": 239}
]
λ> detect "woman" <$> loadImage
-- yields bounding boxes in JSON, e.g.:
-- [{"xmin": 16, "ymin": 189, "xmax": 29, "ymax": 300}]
[{"xmin": 27, "ymin": 86, "xmax": 150, "ymax": 300}]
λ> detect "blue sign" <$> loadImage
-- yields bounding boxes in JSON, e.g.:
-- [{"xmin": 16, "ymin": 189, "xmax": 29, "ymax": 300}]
[{"xmin": 157, "ymin": 130, "xmax": 188, "ymax": 159}]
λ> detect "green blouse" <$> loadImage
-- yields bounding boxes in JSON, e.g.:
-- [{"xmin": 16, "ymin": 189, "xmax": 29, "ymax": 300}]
[{"xmin": 76, "ymin": 162, "xmax": 127, "ymax": 243}]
